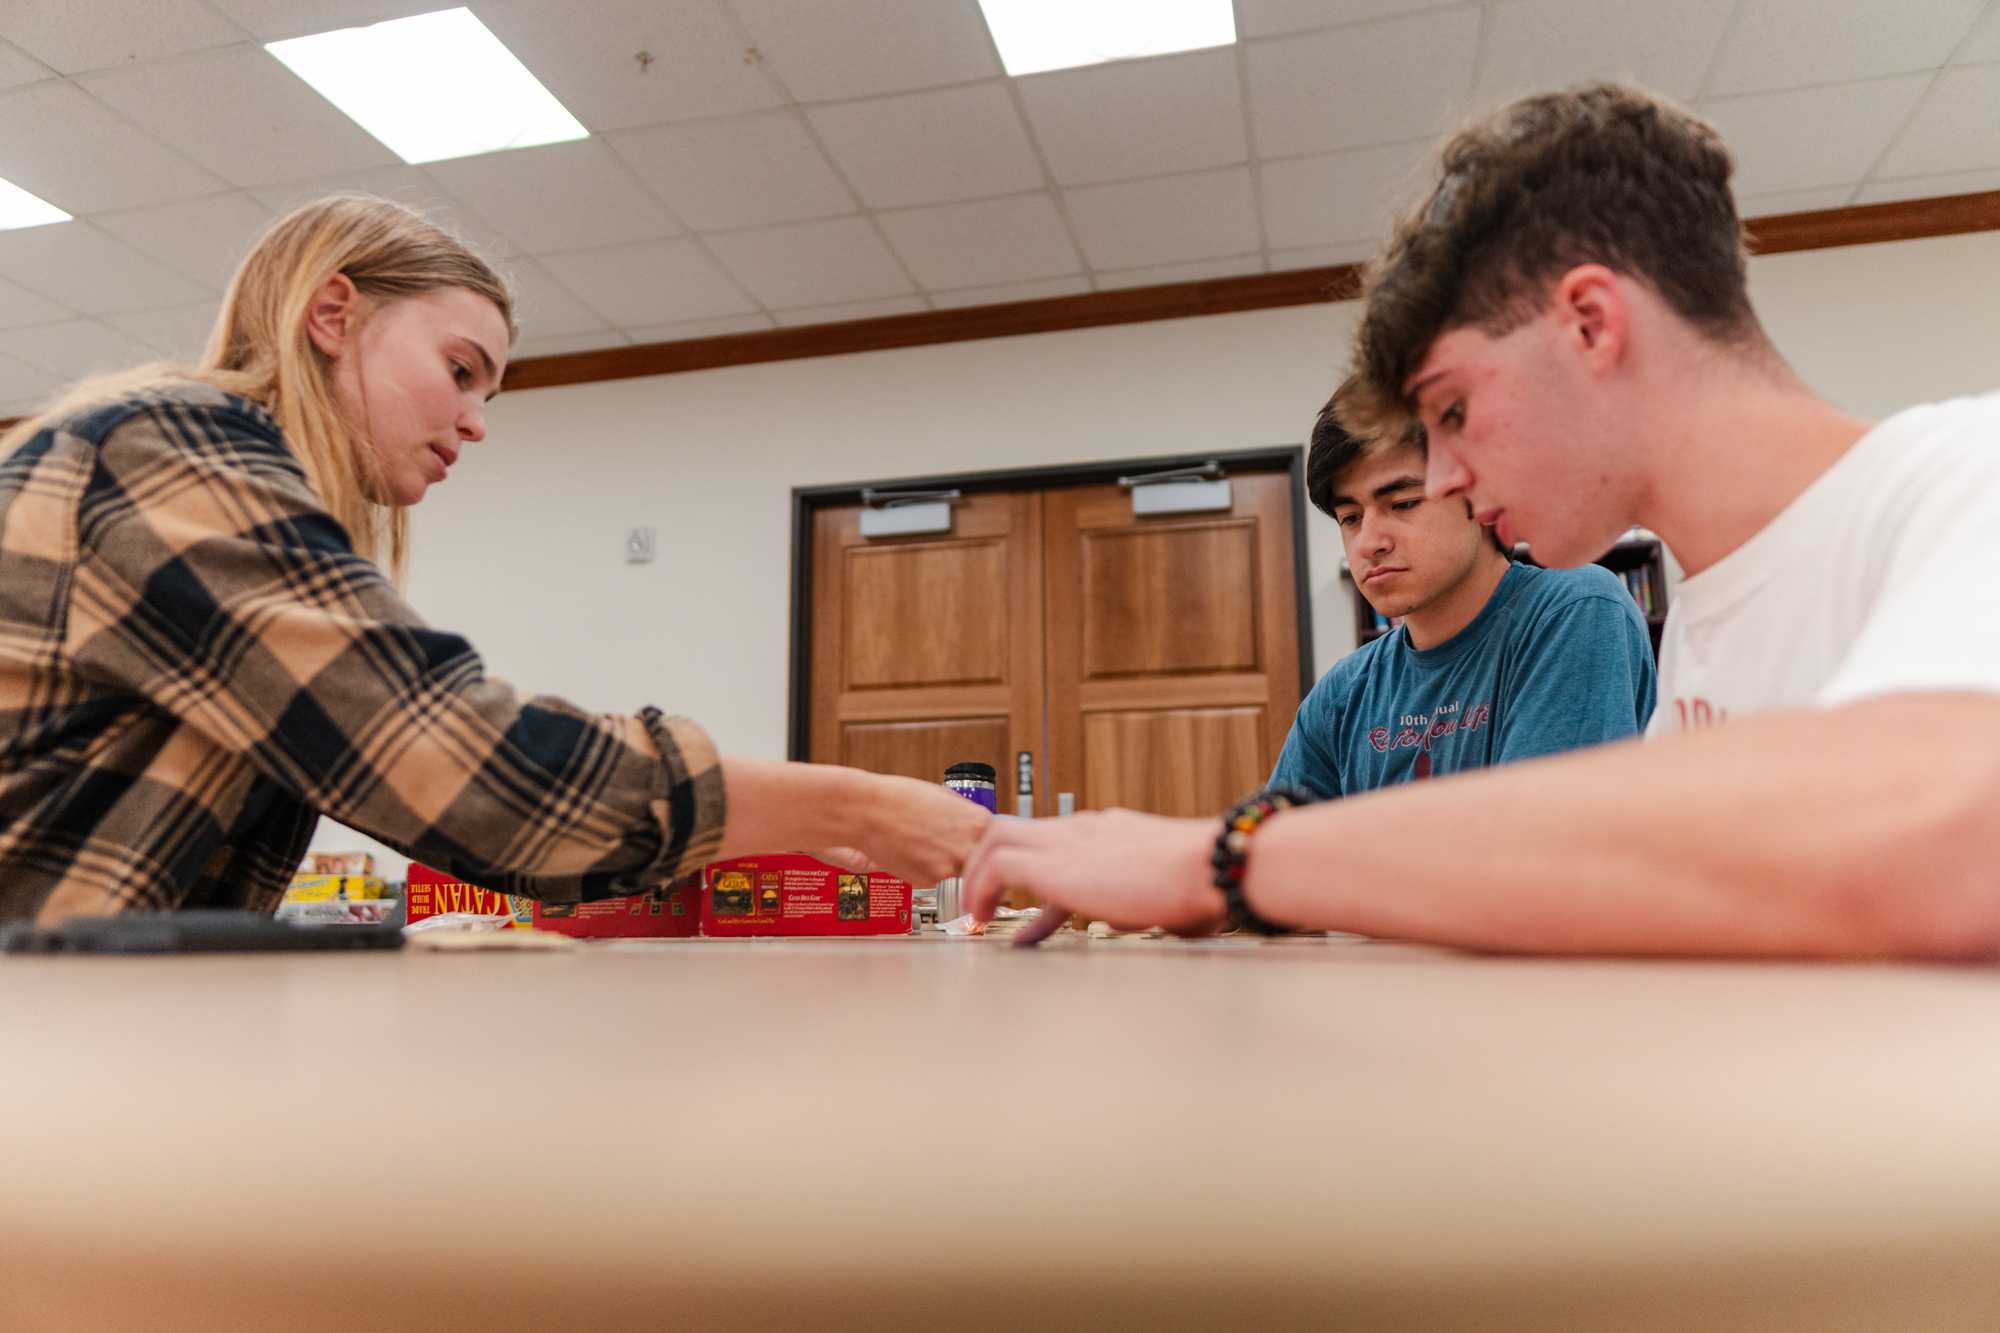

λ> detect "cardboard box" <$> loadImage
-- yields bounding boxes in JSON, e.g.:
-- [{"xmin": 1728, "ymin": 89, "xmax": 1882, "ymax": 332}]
[
  {"xmin": 403, "ymin": 858, "xmax": 910, "ymax": 940},
  {"xmin": 276, "ymin": 899, "xmax": 401, "ymax": 926},
  {"xmin": 700, "ymin": 854, "xmax": 912, "ymax": 937},
  {"xmin": 284, "ymin": 873, "xmax": 386, "ymax": 903},
  {"xmin": 306, "ymin": 851, "xmax": 375, "ymax": 876},
  {"xmin": 404, "ymin": 864, "xmax": 699, "ymax": 939}
]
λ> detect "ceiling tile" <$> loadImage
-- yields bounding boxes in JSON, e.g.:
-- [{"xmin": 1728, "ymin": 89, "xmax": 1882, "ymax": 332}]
[
  {"xmin": 201, "ymin": 0, "xmax": 456, "ymax": 41},
  {"xmin": 475, "ymin": 0, "xmax": 781, "ymax": 131},
  {"xmin": 250, "ymin": 166, "xmax": 518, "ymax": 260},
  {"xmin": 772, "ymin": 296, "xmax": 929, "ymax": 326},
  {"xmin": 1737, "ymin": 186, "xmax": 1857, "ymax": 216},
  {"xmin": 1237, "ymin": 0, "xmax": 1474, "ymax": 39},
  {"xmin": 425, "ymin": 140, "xmax": 680, "ymax": 255},
  {"xmin": 539, "ymin": 239, "xmax": 756, "ymax": 327},
  {"xmin": 1260, "ymin": 139, "xmax": 1431, "ymax": 249},
  {"xmin": 0, "ymin": 273, "xmax": 75, "ymax": 330},
  {"xmin": 1248, "ymin": 7, "xmax": 1480, "ymax": 158},
  {"xmin": 1476, "ymin": 0, "xmax": 1735, "ymax": 104},
  {"xmin": 510, "ymin": 331, "xmax": 632, "ymax": 359},
  {"xmin": 1705, "ymin": 0, "xmax": 1987, "ymax": 96},
  {"xmin": 705, "ymin": 216, "xmax": 915, "ymax": 307},
  {"xmin": 607, "ymin": 111, "xmax": 853, "ymax": 232},
  {"xmin": 928, "ymin": 275, "xmax": 1092, "ymax": 308},
  {"xmin": 93, "ymin": 193, "xmax": 275, "ymax": 292},
  {"xmin": 0, "ymin": 42, "xmax": 55, "ymax": 91},
  {"xmin": 1956, "ymin": 5, "xmax": 2000, "ymax": 63},
  {"xmin": 626, "ymin": 313, "xmax": 777, "ymax": 342},
  {"xmin": 878, "ymin": 193, "xmax": 1080, "ymax": 289},
  {"xmin": 0, "ymin": 318, "xmax": 158, "ymax": 380},
  {"xmin": 79, "ymin": 46, "xmax": 399, "ymax": 187},
  {"xmin": 2, "ymin": 0, "xmax": 244, "ymax": 75},
  {"xmin": 0, "ymin": 224, "xmax": 210, "ymax": 315},
  {"xmin": 1877, "ymin": 65, "xmax": 2000, "ymax": 178},
  {"xmin": 1268, "ymin": 241, "xmax": 1378, "ymax": 270},
  {"xmin": 807, "ymin": 83, "xmax": 1044, "ymax": 209},
  {"xmin": 104, "ymin": 302, "xmax": 221, "ymax": 359},
  {"xmin": 0, "ymin": 81, "xmax": 228, "ymax": 213},
  {"xmin": 1853, "ymin": 168, "xmax": 2000, "ymax": 204},
  {"xmin": 1064, "ymin": 167, "xmax": 1260, "ymax": 270},
  {"xmin": 494, "ymin": 257, "xmax": 613, "ymax": 339},
  {"xmin": 1094, "ymin": 254, "xmax": 1266, "ymax": 289},
  {"xmin": 1699, "ymin": 75, "xmax": 1931, "ymax": 196},
  {"xmin": 728, "ymin": 0, "xmax": 1000, "ymax": 102},
  {"xmin": 1017, "ymin": 48, "xmax": 1246, "ymax": 186}
]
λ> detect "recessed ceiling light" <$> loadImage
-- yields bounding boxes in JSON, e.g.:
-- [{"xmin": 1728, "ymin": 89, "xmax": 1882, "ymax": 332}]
[
  {"xmin": 0, "ymin": 176, "xmax": 70, "ymax": 231},
  {"xmin": 266, "ymin": 7, "xmax": 587, "ymax": 165},
  {"xmin": 977, "ymin": 0, "xmax": 1236, "ymax": 77}
]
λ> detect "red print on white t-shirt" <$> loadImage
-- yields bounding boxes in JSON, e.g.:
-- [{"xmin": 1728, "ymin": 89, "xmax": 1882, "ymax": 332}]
[{"xmin": 1672, "ymin": 698, "xmax": 1728, "ymax": 730}]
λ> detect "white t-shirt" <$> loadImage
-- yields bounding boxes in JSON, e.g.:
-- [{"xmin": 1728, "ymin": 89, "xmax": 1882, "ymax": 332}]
[{"xmin": 1650, "ymin": 391, "xmax": 2000, "ymax": 736}]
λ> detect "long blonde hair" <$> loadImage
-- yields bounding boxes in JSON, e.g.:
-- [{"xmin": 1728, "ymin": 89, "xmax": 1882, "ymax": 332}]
[{"xmin": 1, "ymin": 195, "xmax": 516, "ymax": 577}]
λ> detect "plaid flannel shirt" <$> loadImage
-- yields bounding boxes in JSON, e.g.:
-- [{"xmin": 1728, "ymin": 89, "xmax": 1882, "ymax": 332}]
[{"xmin": 0, "ymin": 384, "xmax": 726, "ymax": 923}]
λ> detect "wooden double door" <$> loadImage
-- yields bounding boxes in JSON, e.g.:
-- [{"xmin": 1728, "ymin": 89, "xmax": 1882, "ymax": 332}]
[{"xmin": 805, "ymin": 466, "xmax": 1305, "ymax": 818}]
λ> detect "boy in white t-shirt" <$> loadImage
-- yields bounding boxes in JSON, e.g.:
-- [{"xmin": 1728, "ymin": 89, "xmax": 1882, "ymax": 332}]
[
  {"xmin": 1650, "ymin": 390, "xmax": 2000, "ymax": 731},
  {"xmin": 959, "ymin": 83, "xmax": 2000, "ymax": 960}
]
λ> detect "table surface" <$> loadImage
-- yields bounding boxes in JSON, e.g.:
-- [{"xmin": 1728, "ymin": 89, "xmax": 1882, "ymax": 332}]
[{"xmin": 5, "ymin": 932, "xmax": 2000, "ymax": 1332}]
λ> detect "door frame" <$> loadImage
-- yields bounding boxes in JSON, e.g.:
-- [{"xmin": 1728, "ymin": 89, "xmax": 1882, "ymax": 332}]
[{"xmin": 788, "ymin": 446, "xmax": 1315, "ymax": 761}]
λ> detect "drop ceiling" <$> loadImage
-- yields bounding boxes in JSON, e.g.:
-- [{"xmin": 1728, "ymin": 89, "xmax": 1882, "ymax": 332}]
[{"xmin": 0, "ymin": 0, "xmax": 1994, "ymax": 411}]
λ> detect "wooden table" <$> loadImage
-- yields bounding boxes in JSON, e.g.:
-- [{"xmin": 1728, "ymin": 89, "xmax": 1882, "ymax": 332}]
[{"xmin": 4, "ymin": 933, "xmax": 2000, "ymax": 1331}]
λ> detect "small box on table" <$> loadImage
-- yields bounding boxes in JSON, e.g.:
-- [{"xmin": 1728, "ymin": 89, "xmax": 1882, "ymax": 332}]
[
  {"xmin": 403, "ymin": 856, "xmax": 911, "ymax": 939},
  {"xmin": 699, "ymin": 854, "xmax": 912, "ymax": 937},
  {"xmin": 404, "ymin": 864, "xmax": 699, "ymax": 938}
]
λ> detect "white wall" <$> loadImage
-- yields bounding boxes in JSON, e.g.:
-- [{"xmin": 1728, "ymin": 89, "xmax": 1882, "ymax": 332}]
[
  {"xmin": 1749, "ymin": 231, "xmax": 2000, "ymax": 419},
  {"xmin": 316, "ymin": 229, "xmax": 2000, "ymax": 874},
  {"xmin": 411, "ymin": 298, "xmax": 1368, "ymax": 749}
]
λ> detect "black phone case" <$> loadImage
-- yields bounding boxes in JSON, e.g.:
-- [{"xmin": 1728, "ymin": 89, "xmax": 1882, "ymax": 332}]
[{"xmin": 0, "ymin": 910, "xmax": 404, "ymax": 954}]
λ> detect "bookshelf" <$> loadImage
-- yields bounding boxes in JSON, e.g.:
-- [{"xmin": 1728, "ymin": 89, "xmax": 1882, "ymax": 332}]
[{"xmin": 1345, "ymin": 528, "xmax": 1669, "ymax": 658}]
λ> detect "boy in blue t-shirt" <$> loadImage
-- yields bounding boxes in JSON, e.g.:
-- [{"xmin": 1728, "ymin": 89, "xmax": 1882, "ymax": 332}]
[{"xmin": 1271, "ymin": 384, "xmax": 1655, "ymax": 796}]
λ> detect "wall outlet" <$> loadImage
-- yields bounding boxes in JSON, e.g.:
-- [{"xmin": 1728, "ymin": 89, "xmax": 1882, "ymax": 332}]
[{"xmin": 624, "ymin": 525, "xmax": 656, "ymax": 563}]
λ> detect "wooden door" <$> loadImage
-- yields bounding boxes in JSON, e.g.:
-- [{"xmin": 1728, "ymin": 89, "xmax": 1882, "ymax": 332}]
[
  {"xmin": 1043, "ymin": 470, "xmax": 1301, "ymax": 816},
  {"xmin": 808, "ymin": 491, "xmax": 1044, "ymax": 798}
]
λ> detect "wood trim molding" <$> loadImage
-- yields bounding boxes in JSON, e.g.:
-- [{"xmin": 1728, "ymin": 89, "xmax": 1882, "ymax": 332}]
[
  {"xmin": 1743, "ymin": 189, "xmax": 2000, "ymax": 256},
  {"xmin": 502, "ymin": 264, "xmax": 1364, "ymax": 392},
  {"xmin": 1, "ymin": 189, "xmax": 1992, "ymax": 438},
  {"xmin": 503, "ymin": 190, "xmax": 2000, "ymax": 395}
]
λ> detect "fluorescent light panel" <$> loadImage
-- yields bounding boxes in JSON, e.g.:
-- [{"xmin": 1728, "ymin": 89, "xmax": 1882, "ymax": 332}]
[
  {"xmin": 977, "ymin": 0, "xmax": 1235, "ymax": 77},
  {"xmin": 0, "ymin": 176, "xmax": 70, "ymax": 230},
  {"xmin": 267, "ymin": 7, "xmax": 587, "ymax": 165}
]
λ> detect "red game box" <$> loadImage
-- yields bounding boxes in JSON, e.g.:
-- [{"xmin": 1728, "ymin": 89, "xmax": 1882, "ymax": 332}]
[
  {"xmin": 700, "ymin": 854, "xmax": 913, "ymax": 937},
  {"xmin": 405, "ymin": 863, "xmax": 700, "ymax": 938}
]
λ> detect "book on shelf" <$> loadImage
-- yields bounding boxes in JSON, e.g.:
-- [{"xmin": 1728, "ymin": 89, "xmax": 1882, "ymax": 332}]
[{"xmin": 1620, "ymin": 566, "xmax": 1657, "ymax": 616}]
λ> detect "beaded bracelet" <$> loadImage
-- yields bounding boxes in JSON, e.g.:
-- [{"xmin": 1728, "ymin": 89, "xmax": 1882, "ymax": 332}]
[{"xmin": 1211, "ymin": 784, "xmax": 1317, "ymax": 935}]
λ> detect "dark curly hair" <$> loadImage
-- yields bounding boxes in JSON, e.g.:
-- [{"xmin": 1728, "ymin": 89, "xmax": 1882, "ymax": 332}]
[
  {"xmin": 1308, "ymin": 379, "xmax": 1506, "ymax": 553},
  {"xmin": 1343, "ymin": 83, "xmax": 1768, "ymax": 438}
]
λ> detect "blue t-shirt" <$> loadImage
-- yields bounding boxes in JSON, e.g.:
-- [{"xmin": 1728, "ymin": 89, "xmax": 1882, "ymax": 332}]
[{"xmin": 1271, "ymin": 562, "xmax": 1656, "ymax": 796}]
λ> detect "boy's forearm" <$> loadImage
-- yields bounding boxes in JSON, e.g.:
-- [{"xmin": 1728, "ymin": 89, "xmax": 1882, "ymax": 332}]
[{"xmin": 1244, "ymin": 693, "xmax": 2000, "ymax": 959}]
